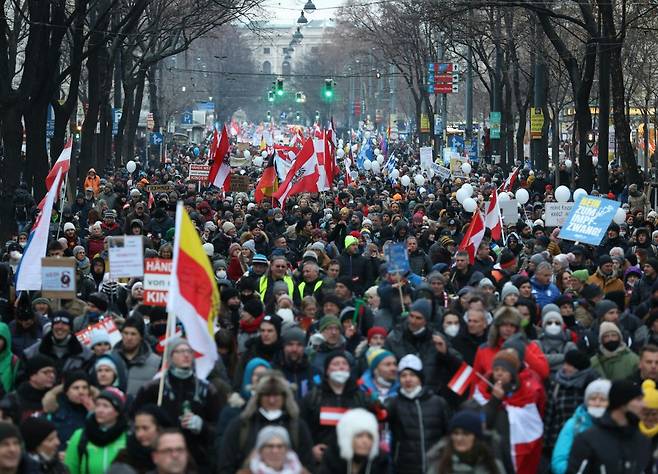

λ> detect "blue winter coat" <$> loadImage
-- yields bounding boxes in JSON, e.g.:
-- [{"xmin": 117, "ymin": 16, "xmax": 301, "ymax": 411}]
[
  {"xmin": 530, "ymin": 277, "xmax": 561, "ymax": 307},
  {"xmin": 551, "ymin": 404, "xmax": 593, "ymax": 474}
]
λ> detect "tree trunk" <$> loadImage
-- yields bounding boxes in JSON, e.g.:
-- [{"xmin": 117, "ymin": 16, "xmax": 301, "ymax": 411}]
[
  {"xmin": 597, "ymin": 37, "xmax": 611, "ymax": 193},
  {"xmin": 24, "ymin": 100, "xmax": 50, "ymax": 198},
  {"xmin": 122, "ymin": 69, "xmax": 147, "ymax": 162}
]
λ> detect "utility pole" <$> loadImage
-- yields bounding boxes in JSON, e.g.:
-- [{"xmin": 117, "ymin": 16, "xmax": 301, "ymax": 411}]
[
  {"xmin": 434, "ymin": 32, "xmax": 444, "ymax": 158},
  {"xmin": 492, "ymin": 12, "xmax": 503, "ymax": 166}
]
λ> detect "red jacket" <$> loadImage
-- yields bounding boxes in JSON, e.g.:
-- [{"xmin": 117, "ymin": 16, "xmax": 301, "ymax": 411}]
[{"xmin": 472, "ymin": 337, "xmax": 549, "ymax": 385}]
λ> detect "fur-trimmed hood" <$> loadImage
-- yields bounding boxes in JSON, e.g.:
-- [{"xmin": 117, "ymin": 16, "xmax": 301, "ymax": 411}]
[
  {"xmin": 336, "ymin": 408, "xmax": 379, "ymax": 460},
  {"xmin": 42, "ymin": 384, "xmax": 100, "ymax": 413},
  {"xmin": 240, "ymin": 370, "xmax": 299, "ymax": 420},
  {"xmin": 487, "ymin": 306, "xmax": 522, "ymax": 347}
]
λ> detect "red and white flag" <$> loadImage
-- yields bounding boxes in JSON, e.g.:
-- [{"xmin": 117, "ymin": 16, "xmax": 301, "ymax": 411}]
[
  {"xmin": 272, "ymin": 138, "xmax": 319, "ymax": 206},
  {"xmin": 458, "ymin": 210, "xmax": 485, "ymax": 264},
  {"xmin": 315, "ymin": 137, "xmax": 330, "ymax": 192},
  {"xmin": 208, "ymin": 125, "xmax": 231, "ymax": 190},
  {"xmin": 448, "ymin": 362, "xmax": 477, "ymax": 395},
  {"xmin": 500, "ymin": 167, "xmax": 520, "ymax": 192},
  {"xmin": 45, "ymin": 138, "xmax": 72, "ymax": 191},
  {"xmin": 319, "ymin": 406, "xmax": 348, "ymax": 426},
  {"xmin": 148, "ymin": 191, "xmax": 155, "ymax": 210},
  {"xmin": 484, "ymin": 189, "xmax": 503, "ymax": 240}
]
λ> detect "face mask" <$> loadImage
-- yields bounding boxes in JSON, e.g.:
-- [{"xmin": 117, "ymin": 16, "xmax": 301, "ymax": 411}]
[
  {"xmin": 602, "ymin": 339, "xmax": 621, "ymax": 352},
  {"xmin": 444, "ymin": 324, "xmax": 459, "ymax": 338},
  {"xmin": 169, "ymin": 367, "xmax": 193, "ymax": 379},
  {"xmin": 401, "ymin": 386, "xmax": 422, "ymax": 399},
  {"xmin": 259, "ymin": 408, "xmax": 283, "ymax": 421},
  {"xmin": 587, "ymin": 406, "xmax": 606, "ymax": 418},
  {"xmin": 329, "ymin": 370, "xmax": 350, "ymax": 385},
  {"xmin": 228, "ymin": 303, "xmax": 241, "ymax": 311},
  {"xmin": 275, "ymin": 217, "xmax": 283, "ymax": 222},
  {"xmin": 544, "ymin": 324, "xmax": 562, "ymax": 336},
  {"xmin": 412, "ymin": 326, "xmax": 426, "ymax": 336},
  {"xmin": 215, "ymin": 270, "xmax": 227, "ymax": 279}
]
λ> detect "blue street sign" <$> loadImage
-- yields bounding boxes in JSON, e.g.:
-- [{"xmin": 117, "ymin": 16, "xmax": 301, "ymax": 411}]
[
  {"xmin": 558, "ymin": 196, "xmax": 620, "ymax": 245},
  {"xmin": 196, "ymin": 101, "xmax": 215, "ymax": 111},
  {"xmin": 468, "ymin": 137, "xmax": 479, "ymax": 162},
  {"xmin": 150, "ymin": 132, "xmax": 163, "ymax": 145},
  {"xmin": 46, "ymin": 105, "xmax": 55, "ymax": 138},
  {"xmin": 385, "ymin": 242, "xmax": 410, "ymax": 275},
  {"xmin": 181, "ymin": 111, "xmax": 193, "ymax": 125},
  {"xmin": 279, "ymin": 112, "xmax": 287, "ymax": 120},
  {"xmin": 112, "ymin": 108, "xmax": 122, "ymax": 136}
]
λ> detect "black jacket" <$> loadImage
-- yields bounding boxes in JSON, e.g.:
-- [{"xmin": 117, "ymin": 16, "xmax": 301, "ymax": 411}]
[
  {"xmin": 387, "ymin": 388, "xmax": 450, "ymax": 474},
  {"xmin": 337, "ymin": 251, "xmax": 371, "ymax": 296},
  {"xmin": 384, "ymin": 325, "xmax": 437, "ymax": 380},
  {"xmin": 567, "ymin": 412, "xmax": 651, "ymax": 474},
  {"xmin": 450, "ymin": 331, "xmax": 487, "ymax": 366}
]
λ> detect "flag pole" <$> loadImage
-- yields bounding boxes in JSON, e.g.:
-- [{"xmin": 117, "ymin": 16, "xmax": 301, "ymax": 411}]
[
  {"xmin": 55, "ymin": 171, "xmax": 69, "ymax": 240},
  {"xmin": 157, "ymin": 309, "xmax": 175, "ymax": 406}
]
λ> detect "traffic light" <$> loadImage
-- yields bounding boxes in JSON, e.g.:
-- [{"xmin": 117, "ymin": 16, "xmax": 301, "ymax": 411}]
[
  {"xmin": 323, "ymin": 78, "xmax": 334, "ymax": 99},
  {"xmin": 295, "ymin": 92, "xmax": 303, "ymax": 103},
  {"xmin": 315, "ymin": 110, "xmax": 320, "ymax": 121},
  {"xmin": 276, "ymin": 78, "xmax": 284, "ymax": 96},
  {"xmin": 266, "ymin": 110, "xmax": 272, "ymax": 120},
  {"xmin": 268, "ymin": 91, "xmax": 275, "ymax": 102},
  {"xmin": 295, "ymin": 111, "xmax": 301, "ymax": 121}
]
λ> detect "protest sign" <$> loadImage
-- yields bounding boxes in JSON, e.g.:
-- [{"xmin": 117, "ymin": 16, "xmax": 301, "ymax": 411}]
[
  {"xmin": 559, "ymin": 196, "xmax": 620, "ymax": 245},
  {"xmin": 108, "ymin": 236, "xmax": 144, "ymax": 278},
  {"xmin": 41, "ymin": 258, "xmax": 76, "ymax": 299},
  {"xmin": 76, "ymin": 319, "xmax": 122, "ymax": 348},
  {"xmin": 188, "ymin": 164, "xmax": 210, "ymax": 182},
  {"xmin": 485, "ymin": 199, "xmax": 519, "ymax": 224},
  {"xmin": 143, "ymin": 258, "xmax": 172, "ymax": 306},
  {"xmin": 385, "ymin": 242, "xmax": 410, "ymax": 274},
  {"xmin": 419, "ymin": 146, "xmax": 433, "ymax": 170},
  {"xmin": 230, "ymin": 174, "xmax": 250, "ymax": 193},
  {"xmin": 432, "ymin": 163, "xmax": 452, "ymax": 181},
  {"xmin": 146, "ymin": 184, "xmax": 175, "ymax": 193},
  {"xmin": 545, "ymin": 202, "xmax": 574, "ymax": 227}
]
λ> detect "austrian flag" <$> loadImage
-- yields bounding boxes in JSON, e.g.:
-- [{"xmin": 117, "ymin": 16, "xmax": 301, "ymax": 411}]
[
  {"xmin": 448, "ymin": 362, "xmax": 477, "ymax": 395},
  {"xmin": 272, "ymin": 137, "xmax": 319, "ymax": 206}
]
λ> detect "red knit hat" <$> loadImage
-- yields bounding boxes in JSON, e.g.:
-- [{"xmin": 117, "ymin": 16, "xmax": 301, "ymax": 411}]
[{"xmin": 367, "ymin": 326, "xmax": 387, "ymax": 342}]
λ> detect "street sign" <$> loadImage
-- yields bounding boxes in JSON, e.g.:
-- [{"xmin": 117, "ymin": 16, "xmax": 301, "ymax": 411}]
[
  {"xmin": 196, "ymin": 101, "xmax": 215, "ymax": 111},
  {"xmin": 490, "ymin": 112, "xmax": 501, "ymax": 139},
  {"xmin": 559, "ymin": 196, "xmax": 620, "ymax": 245},
  {"xmin": 420, "ymin": 114, "xmax": 430, "ymax": 133},
  {"xmin": 181, "ymin": 111, "xmax": 193, "ymax": 125},
  {"xmin": 46, "ymin": 105, "xmax": 55, "ymax": 138},
  {"xmin": 150, "ymin": 132, "xmax": 163, "ymax": 145},
  {"xmin": 530, "ymin": 108, "xmax": 544, "ymax": 140},
  {"xmin": 112, "ymin": 108, "xmax": 122, "ymax": 136},
  {"xmin": 146, "ymin": 113, "xmax": 155, "ymax": 130},
  {"xmin": 143, "ymin": 258, "xmax": 172, "ymax": 306},
  {"xmin": 40, "ymin": 257, "xmax": 76, "ymax": 299},
  {"xmin": 188, "ymin": 164, "xmax": 210, "ymax": 182},
  {"xmin": 434, "ymin": 115, "xmax": 443, "ymax": 135}
]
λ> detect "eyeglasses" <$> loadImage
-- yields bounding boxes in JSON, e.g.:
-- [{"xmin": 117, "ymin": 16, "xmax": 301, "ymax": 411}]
[
  {"xmin": 545, "ymin": 321, "xmax": 561, "ymax": 326},
  {"xmin": 172, "ymin": 348, "xmax": 194, "ymax": 355}
]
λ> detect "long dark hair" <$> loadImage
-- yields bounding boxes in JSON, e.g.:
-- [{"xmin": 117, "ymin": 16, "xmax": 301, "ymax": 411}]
[{"xmin": 436, "ymin": 437, "xmax": 501, "ymax": 474}]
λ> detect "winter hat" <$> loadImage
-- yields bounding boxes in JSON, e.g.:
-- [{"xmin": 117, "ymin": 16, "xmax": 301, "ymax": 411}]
[
  {"xmin": 222, "ymin": 221, "xmax": 236, "ymax": 233},
  {"xmin": 581, "ymin": 284, "xmax": 603, "ymax": 301},
  {"xmin": 598, "ymin": 321, "xmax": 622, "ymax": 343},
  {"xmin": 499, "ymin": 249, "xmax": 516, "ymax": 269},
  {"xmin": 63, "ymin": 222, "xmax": 76, "ymax": 232},
  {"xmin": 501, "ymin": 333, "xmax": 527, "ymax": 362},
  {"xmin": 165, "ymin": 337, "xmax": 192, "ymax": 363},
  {"xmin": 542, "ymin": 311, "xmax": 564, "ymax": 327},
  {"xmin": 344, "ymin": 235, "xmax": 359, "ymax": 249},
  {"xmin": 319, "ymin": 315, "xmax": 341, "ymax": 333},
  {"xmin": 479, "ymin": 278, "xmax": 495, "ymax": 289},
  {"xmin": 220, "ymin": 287, "xmax": 240, "ymax": 303},
  {"xmin": 121, "ymin": 316, "xmax": 145, "ymax": 338},
  {"xmin": 261, "ymin": 314, "xmax": 282, "ymax": 337},
  {"xmin": 202, "ymin": 243, "xmax": 214, "ymax": 257},
  {"xmin": 336, "ymin": 409, "xmax": 379, "ymax": 461},
  {"xmin": 595, "ymin": 300, "xmax": 618, "ymax": 319},
  {"xmin": 322, "ymin": 294, "xmax": 344, "ymax": 313},
  {"xmin": 63, "ymin": 370, "xmax": 89, "ymax": 393},
  {"xmin": 608, "ymin": 379, "xmax": 643, "ymax": 410},
  {"xmin": 571, "ymin": 269, "xmax": 590, "ymax": 283},
  {"xmin": 20, "ymin": 417, "xmax": 56, "ymax": 452},
  {"xmin": 366, "ymin": 348, "xmax": 395, "ymax": 372},
  {"xmin": 564, "ymin": 349, "xmax": 591, "ymax": 371},
  {"xmin": 642, "ymin": 380, "xmax": 658, "ymax": 410},
  {"xmin": 26, "ymin": 354, "xmax": 56, "ymax": 377},
  {"xmin": 335, "ymin": 276, "xmax": 353, "ymax": 290},
  {"xmin": 130, "ymin": 281, "xmax": 143, "ymax": 298},
  {"xmin": 0, "ymin": 422, "xmax": 22, "ymax": 445},
  {"xmin": 541, "ymin": 304, "xmax": 561, "ymax": 318},
  {"xmin": 73, "ymin": 245, "xmax": 85, "ymax": 256},
  {"xmin": 89, "ymin": 329, "xmax": 112, "ymax": 348},
  {"xmin": 252, "ymin": 254, "xmax": 269, "ymax": 265},
  {"xmin": 492, "ymin": 348, "xmax": 521, "ymax": 375},
  {"xmin": 255, "ymin": 426, "xmax": 291, "ymax": 451},
  {"xmin": 97, "ymin": 387, "xmax": 127, "ymax": 413},
  {"xmin": 367, "ymin": 326, "xmax": 387, "ymax": 343},
  {"xmin": 398, "ymin": 354, "xmax": 423, "ymax": 381},
  {"xmin": 584, "ymin": 378, "xmax": 612, "ymax": 402},
  {"xmin": 598, "ymin": 255, "xmax": 613, "ymax": 267},
  {"xmin": 243, "ymin": 298, "xmax": 264, "ymax": 318},
  {"xmin": 529, "ymin": 253, "xmax": 546, "ymax": 266},
  {"xmin": 87, "ymin": 292, "xmax": 109, "ymax": 312},
  {"xmin": 493, "ymin": 306, "xmax": 522, "ymax": 328},
  {"xmin": 647, "ymin": 258, "xmax": 658, "ymax": 275},
  {"xmin": 95, "ymin": 355, "xmax": 118, "ymax": 374},
  {"xmin": 555, "ymin": 295, "xmax": 575, "ymax": 308},
  {"xmin": 51, "ymin": 310, "xmax": 73, "ymax": 327},
  {"xmin": 282, "ymin": 327, "xmax": 306, "ymax": 345},
  {"xmin": 323, "ymin": 350, "xmax": 351, "ymax": 374},
  {"xmin": 409, "ymin": 298, "xmax": 432, "ymax": 321},
  {"xmin": 500, "ymin": 283, "xmax": 519, "ymax": 301},
  {"xmin": 272, "ymin": 281, "xmax": 290, "ymax": 295},
  {"xmin": 448, "ymin": 410, "xmax": 483, "ymax": 439}
]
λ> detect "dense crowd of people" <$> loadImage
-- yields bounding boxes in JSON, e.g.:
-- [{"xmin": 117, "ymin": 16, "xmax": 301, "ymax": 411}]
[{"xmin": 1, "ymin": 139, "xmax": 658, "ymax": 474}]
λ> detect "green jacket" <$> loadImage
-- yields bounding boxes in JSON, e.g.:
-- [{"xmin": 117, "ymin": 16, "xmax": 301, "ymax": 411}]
[
  {"xmin": 0, "ymin": 322, "xmax": 18, "ymax": 395},
  {"xmin": 65, "ymin": 427, "xmax": 126, "ymax": 474},
  {"xmin": 591, "ymin": 347, "xmax": 639, "ymax": 381}
]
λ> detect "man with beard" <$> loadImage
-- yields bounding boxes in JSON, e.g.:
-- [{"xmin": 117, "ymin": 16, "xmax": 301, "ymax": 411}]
[
  {"xmin": 448, "ymin": 250, "xmax": 484, "ymax": 294},
  {"xmin": 274, "ymin": 327, "xmax": 316, "ymax": 401},
  {"xmin": 587, "ymin": 255, "xmax": 625, "ymax": 297},
  {"xmin": 233, "ymin": 315, "xmax": 283, "ymax": 389}
]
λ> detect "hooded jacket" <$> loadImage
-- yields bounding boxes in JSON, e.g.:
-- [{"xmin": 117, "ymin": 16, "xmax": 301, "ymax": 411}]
[
  {"xmin": 0, "ymin": 321, "xmax": 18, "ymax": 396},
  {"xmin": 384, "ymin": 323, "xmax": 437, "ymax": 380},
  {"xmin": 43, "ymin": 384, "xmax": 100, "ymax": 448},
  {"xmin": 590, "ymin": 343, "xmax": 639, "ymax": 381},
  {"xmin": 551, "ymin": 404, "xmax": 594, "ymax": 474}
]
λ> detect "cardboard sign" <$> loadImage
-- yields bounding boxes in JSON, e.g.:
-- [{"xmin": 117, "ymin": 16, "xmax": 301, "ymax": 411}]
[
  {"xmin": 385, "ymin": 242, "xmax": 410, "ymax": 275},
  {"xmin": 432, "ymin": 163, "xmax": 452, "ymax": 181},
  {"xmin": 76, "ymin": 319, "xmax": 121, "ymax": 348},
  {"xmin": 230, "ymin": 174, "xmax": 250, "ymax": 193},
  {"xmin": 449, "ymin": 157, "xmax": 466, "ymax": 178},
  {"xmin": 108, "ymin": 236, "xmax": 144, "ymax": 278},
  {"xmin": 188, "ymin": 164, "xmax": 210, "ymax": 182},
  {"xmin": 420, "ymin": 146, "xmax": 433, "ymax": 170},
  {"xmin": 559, "ymin": 196, "xmax": 620, "ymax": 245},
  {"xmin": 545, "ymin": 202, "xmax": 574, "ymax": 227},
  {"xmin": 143, "ymin": 258, "xmax": 172, "ymax": 307},
  {"xmin": 41, "ymin": 258, "xmax": 76, "ymax": 299},
  {"xmin": 145, "ymin": 184, "xmax": 175, "ymax": 193},
  {"xmin": 486, "ymin": 199, "xmax": 520, "ymax": 224}
]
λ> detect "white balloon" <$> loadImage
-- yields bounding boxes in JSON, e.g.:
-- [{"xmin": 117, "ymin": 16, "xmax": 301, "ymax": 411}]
[
  {"xmin": 345, "ymin": 158, "xmax": 352, "ymax": 168},
  {"xmin": 371, "ymin": 161, "xmax": 381, "ymax": 173},
  {"xmin": 364, "ymin": 131, "xmax": 371, "ymax": 139},
  {"xmin": 376, "ymin": 155, "xmax": 385, "ymax": 165},
  {"xmin": 461, "ymin": 162, "xmax": 472, "ymax": 175},
  {"xmin": 515, "ymin": 188, "xmax": 529, "ymax": 204},
  {"xmin": 456, "ymin": 188, "xmax": 469, "ymax": 204},
  {"xmin": 461, "ymin": 183, "xmax": 474, "ymax": 197},
  {"xmin": 126, "ymin": 160, "xmax": 136, "ymax": 173},
  {"xmin": 351, "ymin": 144, "xmax": 359, "ymax": 152},
  {"xmin": 391, "ymin": 169, "xmax": 400, "ymax": 179},
  {"xmin": 499, "ymin": 192, "xmax": 511, "ymax": 201},
  {"xmin": 337, "ymin": 149, "xmax": 345, "ymax": 159},
  {"xmin": 363, "ymin": 160, "xmax": 372, "ymax": 170},
  {"xmin": 463, "ymin": 197, "xmax": 477, "ymax": 212},
  {"xmin": 573, "ymin": 188, "xmax": 587, "ymax": 202},
  {"xmin": 414, "ymin": 175, "xmax": 425, "ymax": 186},
  {"xmin": 400, "ymin": 175, "xmax": 411, "ymax": 187},
  {"xmin": 564, "ymin": 159, "xmax": 572, "ymax": 169},
  {"xmin": 338, "ymin": 139, "xmax": 344, "ymax": 147},
  {"xmin": 243, "ymin": 150, "xmax": 251, "ymax": 159},
  {"xmin": 350, "ymin": 170, "xmax": 358, "ymax": 180},
  {"xmin": 613, "ymin": 207, "xmax": 626, "ymax": 224},
  {"xmin": 252, "ymin": 156, "xmax": 263, "ymax": 167},
  {"xmin": 374, "ymin": 148, "xmax": 381, "ymax": 156},
  {"xmin": 555, "ymin": 185, "xmax": 571, "ymax": 203},
  {"xmin": 592, "ymin": 155, "xmax": 599, "ymax": 167},
  {"xmin": 261, "ymin": 150, "xmax": 268, "ymax": 158}
]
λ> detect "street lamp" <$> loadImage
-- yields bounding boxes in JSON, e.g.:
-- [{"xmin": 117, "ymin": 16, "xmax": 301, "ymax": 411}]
[
  {"xmin": 304, "ymin": 0, "xmax": 316, "ymax": 12},
  {"xmin": 297, "ymin": 10, "xmax": 308, "ymax": 24},
  {"xmin": 293, "ymin": 27, "xmax": 303, "ymax": 42}
]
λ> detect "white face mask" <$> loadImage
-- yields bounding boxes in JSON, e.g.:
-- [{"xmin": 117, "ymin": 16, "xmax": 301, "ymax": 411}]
[
  {"xmin": 544, "ymin": 324, "xmax": 562, "ymax": 336},
  {"xmin": 215, "ymin": 270, "xmax": 227, "ymax": 279},
  {"xmin": 259, "ymin": 408, "xmax": 283, "ymax": 421},
  {"xmin": 329, "ymin": 370, "xmax": 350, "ymax": 385},
  {"xmin": 412, "ymin": 326, "xmax": 426, "ymax": 336},
  {"xmin": 400, "ymin": 386, "xmax": 422, "ymax": 399},
  {"xmin": 444, "ymin": 324, "xmax": 459, "ymax": 338},
  {"xmin": 587, "ymin": 406, "xmax": 606, "ymax": 418}
]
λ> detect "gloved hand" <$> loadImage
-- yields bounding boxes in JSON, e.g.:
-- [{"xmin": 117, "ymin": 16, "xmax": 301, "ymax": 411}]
[{"xmin": 183, "ymin": 414, "xmax": 203, "ymax": 434}]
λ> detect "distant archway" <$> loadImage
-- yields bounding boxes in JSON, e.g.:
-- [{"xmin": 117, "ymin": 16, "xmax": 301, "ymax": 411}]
[{"xmin": 262, "ymin": 61, "xmax": 272, "ymax": 74}]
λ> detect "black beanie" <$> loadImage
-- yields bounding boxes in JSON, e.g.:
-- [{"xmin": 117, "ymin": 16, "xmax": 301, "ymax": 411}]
[
  {"xmin": 0, "ymin": 422, "xmax": 22, "ymax": 445},
  {"xmin": 564, "ymin": 349, "xmax": 590, "ymax": 371},
  {"xmin": 323, "ymin": 350, "xmax": 350, "ymax": 374},
  {"xmin": 149, "ymin": 306, "xmax": 167, "ymax": 323},
  {"xmin": 26, "ymin": 354, "xmax": 56, "ymax": 377},
  {"xmin": 63, "ymin": 370, "xmax": 89, "ymax": 393},
  {"xmin": 261, "ymin": 314, "xmax": 282, "ymax": 337},
  {"xmin": 87, "ymin": 292, "xmax": 109, "ymax": 312},
  {"xmin": 608, "ymin": 379, "xmax": 643, "ymax": 410},
  {"xmin": 122, "ymin": 316, "xmax": 145, "ymax": 338},
  {"xmin": 19, "ymin": 417, "xmax": 56, "ymax": 452},
  {"xmin": 243, "ymin": 298, "xmax": 264, "ymax": 318},
  {"xmin": 220, "ymin": 287, "xmax": 240, "ymax": 303}
]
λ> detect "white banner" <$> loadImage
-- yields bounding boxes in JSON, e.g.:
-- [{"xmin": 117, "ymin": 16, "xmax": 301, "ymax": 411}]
[{"xmin": 109, "ymin": 236, "xmax": 144, "ymax": 278}]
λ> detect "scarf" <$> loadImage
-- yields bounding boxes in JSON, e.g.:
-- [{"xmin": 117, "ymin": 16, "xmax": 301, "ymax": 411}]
[
  {"xmin": 240, "ymin": 314, "xmax": 265, "ymax": 334},
  {"xmin": 248, "ymin": 451, "xmax": 303, "ymax": 474},
  {"xmin": 640, "ymin": 421, "xmax": 658, "ymax": 438},
  {"xmin": 125, "ymin": 434, "xmax": 155, "ymax": 470},
  {"xmin": 84, "ymin": 414, "xmax": 127, "ymax": 447}
]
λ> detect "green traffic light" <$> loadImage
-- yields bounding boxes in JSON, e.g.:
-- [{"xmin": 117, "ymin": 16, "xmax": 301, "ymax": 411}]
[
  {"xmin": 276, "ymin": 89, "xmax": 284, "ymax": 96},
  {"xmin": 324, "ymin": 89, "xmax": 333, "ymax": 98}
]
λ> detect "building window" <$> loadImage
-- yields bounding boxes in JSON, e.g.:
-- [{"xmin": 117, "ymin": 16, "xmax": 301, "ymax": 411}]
[
  {"xmin": 262, "ymin": 61, "xmax": 272, "ymax": 74},
  {"xmin": 311, "ymin": 47, "xmax": 319, "ymax": 53},
  {"xmin": 263, "ymin": 47, "xmax": 270, "ymax": 54},
  {"xmin": 282, "ymin": 61, "xmax": 291, "ymax": 76}
]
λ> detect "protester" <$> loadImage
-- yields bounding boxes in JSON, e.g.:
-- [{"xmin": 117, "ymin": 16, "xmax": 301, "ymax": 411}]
[{"xmin": 19, "ymin": 417, "xmax": 68, "ymax": 474}]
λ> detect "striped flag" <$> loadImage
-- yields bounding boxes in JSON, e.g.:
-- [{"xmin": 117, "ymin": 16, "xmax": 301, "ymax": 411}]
[
  {"xmin": 484, "ymin": 189, "xmax": 503, "ymax": 240},
  {"xmin": 272, "ymin": 138, "xmax": 319, "ymax": 206},
  {"xmin": 448, "ymin": 361, "xmax": 477, "ymax": 395},
  {"xmin": 500, "ymin": 167, "xmax": 520, "ymax": 192},
  {"xmin": 45, "ymin": 138, "xmax": 72, "ymax": 191},
  {"xmin": 457, "ymin": 210, "xmax": 485, "ymax": 264},
  {"xmin": 167, "ymin": 202, "xmax": 219, "ymax": 379},
  {"xmin": 319, "ymin": 406, "xmax": 348, "ymax": 426},
  {"xmin": 208, "ymin": 125, "xmax": 231, "ymax": 190}
]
